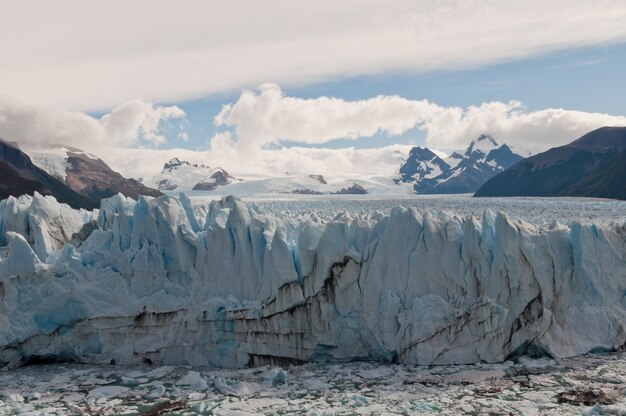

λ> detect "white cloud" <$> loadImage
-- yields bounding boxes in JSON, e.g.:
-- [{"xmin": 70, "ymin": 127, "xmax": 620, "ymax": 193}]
[
  {"xmin": 420, "ymin": 101, "xmax": 626, "ymax": 154},
  {"xmin": 2, "ymin": 1, "xmax": 626, "ymax": 110},
  {"xmin": 214, "ymin": 83, "xmax": 438, "ymax": 151},
  {"xmin": 212, "ymin": 85, "xmax": 626, "ymax": 155},
  {"xmin": 2, "ymin": 88, "xmax": 626, "ymax": 182},
  {"xmin": 0, "ymin": 91, "xmax": 412, "ymax": 180},
  {"xmin": 0, "ymin": 94, "xmax": 186, "ymax": 149},
  {"xmin": 100, "ymin": 99, "xmax": 186, "ymax": 145}
]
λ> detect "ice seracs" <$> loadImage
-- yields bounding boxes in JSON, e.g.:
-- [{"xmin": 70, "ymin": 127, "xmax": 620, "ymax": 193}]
[
  {"xmin": 1, "ymin": 193, "xmax": 625, "ymax": 368},
  {"xmin": 0, "ymin": 195, "xmax": 626, "ymax": 366},
  {"xmin": 0, "ymin": 193, "xmax": 96, "ymax": 261}
]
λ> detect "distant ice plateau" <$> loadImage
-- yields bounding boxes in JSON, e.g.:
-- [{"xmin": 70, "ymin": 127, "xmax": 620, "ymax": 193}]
[{"xmin": 1, "ymin": 192, "xmax": 626, "ymax": 369}]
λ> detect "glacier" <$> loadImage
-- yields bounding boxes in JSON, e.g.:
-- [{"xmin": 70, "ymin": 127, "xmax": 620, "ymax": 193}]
[{"xmin": 0, "ymin": 192, "xmax": 625, "ymax": 369}]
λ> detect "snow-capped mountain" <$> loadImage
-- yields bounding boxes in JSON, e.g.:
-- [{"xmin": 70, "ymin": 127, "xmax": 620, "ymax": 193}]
[
  {"xmin": 151, "ymin": 158, "xmax": 241, "ymax": 191},
  {"xmin": 26, "ymin": 144, "xmax": 162, "ymax": 204},
  {"xmin": 397, "ymin": 134, "xmax": 524, "ymax": 194},
  {"xmin": 397, "ymin": 147, "xmax": 450, "ymax": 183},
  {"xmin": 192, "ymin": 168, "xmax": 240, "ymax": 191},
  {"xmin": 0, "ymin": 139, "xmax": 96, "ymax": 209}
]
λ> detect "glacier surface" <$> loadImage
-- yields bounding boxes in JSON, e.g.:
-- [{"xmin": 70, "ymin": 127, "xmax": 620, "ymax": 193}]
[{"xmin": 0, "ymin": 193, "xmax": 625, "ymax": 368}]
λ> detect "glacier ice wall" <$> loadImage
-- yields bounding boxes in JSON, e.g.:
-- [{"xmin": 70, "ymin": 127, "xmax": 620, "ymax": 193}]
[
  {"xmin": 1, "ymin": 193, "xmax": 625, "ymax": 368},
  {"xmin": 0, "ymin": 193, "xmax": 95, "ymax": 262}
]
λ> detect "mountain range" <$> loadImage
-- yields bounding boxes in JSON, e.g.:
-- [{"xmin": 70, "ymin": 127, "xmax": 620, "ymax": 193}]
[
  {"xmin": 1, "ymin": 140, "xmax": 161, "ymax": 209},
  {"xmin": 2, "ymin": 127, "xmax": 625, "ymax": 204},
  {"xmin": 475, "ymin": 126, "xmax": 626, "ymax": 200},
  {"xmin": 396, "ymin": 134, "xmax": 525, "ymax": 194}
]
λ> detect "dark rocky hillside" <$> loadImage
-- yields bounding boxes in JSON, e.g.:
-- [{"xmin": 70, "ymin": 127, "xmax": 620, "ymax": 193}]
[{"xmin": 475, "ymin": 127, "xmax": 626, "ymax": 200}]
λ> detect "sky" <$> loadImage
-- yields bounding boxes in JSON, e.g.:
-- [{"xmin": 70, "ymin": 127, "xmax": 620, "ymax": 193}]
[{"xmin": 1, "ymin": 0, "xmax": 626, "ymax": 180}]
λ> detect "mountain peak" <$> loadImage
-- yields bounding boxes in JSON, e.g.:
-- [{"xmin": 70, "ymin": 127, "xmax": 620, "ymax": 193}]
[
  {"xmin": 476, "ymin": 133, "xmax": 497, "ymax": 143},
  {"xmin": 407, "ymin": 146, "xmax": 437, "ymax": 159},
  {"xmin": 152, "ymin": 159, "xmax": 238, "ymax": 191},
  {"xmin": 466, "ymin": 134, "xmax": 499, "ymax": 156},
  {"xmin": 397, "ymin": 135, "xmax": 524, "ymax": 194},
  {"xmin": 164, "ymin": 158, "xmax": 191, "ymax": 170},
  {"xmin": 397, "ymin": 146, "xmax": 449, "ymax": 184}
]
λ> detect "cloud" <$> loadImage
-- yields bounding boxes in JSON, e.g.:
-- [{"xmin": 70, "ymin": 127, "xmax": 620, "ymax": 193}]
[
  {"xmin": 100, "ymin": 99, "xmax": 186, "ymax": 145},
  {"xmin": 212, "ymin": 85, "xmax": 626, "ymax": 155},
  {"xmin": 3, "ymin": 1, "xmax": 626, "ymax": 110},
  {"xmin": 214, "ymin": 83, "xmax": 438, "ymax": 150},
  {"xmin": 0, "ymin": 91, "xmax": 412, "ymax": 180},
  {"xmin": 0, "ymin": 94, "xmax": 186, "ymax": 149},
  {"xmin": 2, "ymin": 87, "xmax": 626, "ymax": 182},
  {"xmin": 421, "ymin": 101, "xmax": 626, "ymax": 153}
]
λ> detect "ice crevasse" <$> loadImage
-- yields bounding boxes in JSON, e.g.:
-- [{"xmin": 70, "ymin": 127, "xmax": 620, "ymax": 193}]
[{"xmin": 0, "ymin": 192, "xmax": 625, "ymax": 368}]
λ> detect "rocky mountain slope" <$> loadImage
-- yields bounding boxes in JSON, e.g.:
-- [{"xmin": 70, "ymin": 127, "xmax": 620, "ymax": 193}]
[
  {"xmin": 28, "ymin": 145, "xmax": 162, "ymax": 202},
  {"xmin": 0, "ymin": 140, "xmax": 96, "ymax": 209},
  {"xmin": 475, "ymin": 127, "xmax": 626, "ymax": 200},
  {"xmin": 397, "ymin": 135, "xmax": 524, "ymax": 194}
]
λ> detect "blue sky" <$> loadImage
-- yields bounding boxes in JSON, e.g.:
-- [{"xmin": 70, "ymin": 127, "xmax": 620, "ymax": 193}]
[{"xmin": 165, "ymin": 41, "xmax": 626, "ymax": 151}]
